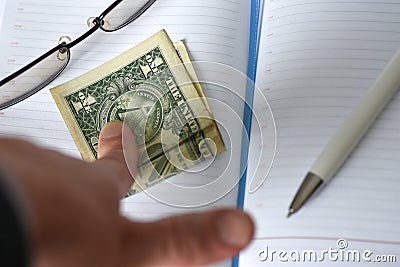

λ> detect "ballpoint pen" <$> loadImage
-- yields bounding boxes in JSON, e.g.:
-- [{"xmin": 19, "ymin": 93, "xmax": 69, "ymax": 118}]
[{"xmin": 288, "ymin": 48, "xmax": 400, "ymax": 217}]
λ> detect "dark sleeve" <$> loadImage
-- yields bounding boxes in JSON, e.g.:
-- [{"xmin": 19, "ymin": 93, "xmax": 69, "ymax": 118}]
[{"xmin": 0, "ymin": 170, "xmax": 29, "ymax": 267}]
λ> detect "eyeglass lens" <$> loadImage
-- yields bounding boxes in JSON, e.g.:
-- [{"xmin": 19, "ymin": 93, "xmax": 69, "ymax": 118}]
[
  {"xmin": 0, "ymin": 48, "xmax": 70, "ymax": 109},
  {"xmin": 101, "ymin": 0, "xmax": 154, "ymax": 31}
]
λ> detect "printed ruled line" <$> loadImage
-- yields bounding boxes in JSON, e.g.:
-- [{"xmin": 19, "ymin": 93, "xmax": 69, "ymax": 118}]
[
  {"xmin": 262, "ymin": 57, "xmax": 388, "ymax": 67},
  {"xmin": 15, "ymin": 19, "xmax": 238, "ymax": 31},
  {"xmin": 270, "ymin": 19, "xmax": 400, "ymax": 31},
  {"xmin": 267, "ymin": 38, "xmax": 400, "ymax": 48},
  {"xmin": 274, "ymin": 10, "xmax": 400, "ymax": 22},
  {"xmin": 270, "ymin": 1, "xmax": 400, "ymax": 12},
  {"xmin": 253, "ymin": 236, "xmax": 400, "ymax": 246},
  {"xmin": 266, "ymin": 48, "xmax": 396, "ymax": 57},
  {"xmin": 269, "ymin": 28, "xmax": 400, "ymax": 38}
]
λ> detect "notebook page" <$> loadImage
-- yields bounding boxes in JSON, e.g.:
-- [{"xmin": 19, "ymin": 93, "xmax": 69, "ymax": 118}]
[
  {"xmin": 0, "ymin": 0, "xmax": 4, "ymax": 32},
  {"xmin": 240, "ymin": 0, "xmax": 400, "ymax": 265},
  {"xmin": 0, "ymin": 3, "xmax": 250, "ymax": 266}
]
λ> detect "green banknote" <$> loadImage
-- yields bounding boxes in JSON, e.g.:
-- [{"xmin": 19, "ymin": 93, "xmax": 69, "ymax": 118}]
[{"xmin": 51, "ymin": 30, "xmax": 225, "ymax": 194}]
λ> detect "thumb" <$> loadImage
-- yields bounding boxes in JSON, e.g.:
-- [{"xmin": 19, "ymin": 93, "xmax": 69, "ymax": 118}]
[
  {"xmin": 121, "ymin": 209, "xmax": 254, "ymax": 266},
  {"xmin": 94, "ymin": 121, "xmax": 138, "ymax": 197}
]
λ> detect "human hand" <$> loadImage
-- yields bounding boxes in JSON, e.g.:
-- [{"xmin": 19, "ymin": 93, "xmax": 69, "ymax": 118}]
[{"xmin": 0, "ymin": 121, "xmax": 254, "ymax": 267}]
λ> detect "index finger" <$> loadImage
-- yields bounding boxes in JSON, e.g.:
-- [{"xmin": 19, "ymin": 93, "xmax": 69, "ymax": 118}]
[{"xmin": 94, "ymin": 121, "xmax": 138, "ymax": 197}]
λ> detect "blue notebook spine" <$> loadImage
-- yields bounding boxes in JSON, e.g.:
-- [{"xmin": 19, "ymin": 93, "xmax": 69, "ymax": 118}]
[{"xmin": 232, "ymin": 0, "xmax": 262, "ymax": 266}]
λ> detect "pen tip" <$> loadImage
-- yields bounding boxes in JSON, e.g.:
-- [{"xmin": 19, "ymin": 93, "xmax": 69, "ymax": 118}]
[{"xmin": 287, "ymin": 209, "xmax": 295, "ymax": 218}]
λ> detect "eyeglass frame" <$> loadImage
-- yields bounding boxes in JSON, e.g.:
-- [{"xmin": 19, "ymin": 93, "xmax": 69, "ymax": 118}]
[{"xmin": 0, "ymin": 0, "xmax": 157, "ymax": 110}]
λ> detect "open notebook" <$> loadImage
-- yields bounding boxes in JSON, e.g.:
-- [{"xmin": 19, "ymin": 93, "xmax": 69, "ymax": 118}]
[
  {"xmin": 239, "ymin": 1, "xmax": 400, "ymax": 266},
  {"xmin": 0, "ymin": 1, "xmax": 399, "ymax": 267}
]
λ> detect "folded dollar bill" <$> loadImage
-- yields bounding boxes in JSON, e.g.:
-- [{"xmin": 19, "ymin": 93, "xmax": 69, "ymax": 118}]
[{"xmin": 51, "ymin": 30, "xmax": 225, "ymax": 195}]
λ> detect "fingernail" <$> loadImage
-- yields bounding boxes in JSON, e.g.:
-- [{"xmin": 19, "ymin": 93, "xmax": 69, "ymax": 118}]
[
  {"xmin": 100, "ymin": 122, "xmax": 123, "ymax": 139},
  {"xmin": 216, "ymin": 211, "xmax": 253, "ymax": 248}
]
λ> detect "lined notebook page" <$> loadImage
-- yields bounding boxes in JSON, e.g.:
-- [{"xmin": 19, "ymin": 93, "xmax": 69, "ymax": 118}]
[
  {"xmin": 241, "ymin": 1, "xmax": 400, "ymax": 266},
  {"xmin": 0, "ymin": 0, "xmax": 4, "ymax": 31},
  {"xmin": 0, "ymin": 2, "xmax": 250, "ymax": 266}
]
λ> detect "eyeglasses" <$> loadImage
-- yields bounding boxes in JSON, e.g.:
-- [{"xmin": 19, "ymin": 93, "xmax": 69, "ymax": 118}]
[{"xmin": 0, "ymin": 0, "xmax": 157, "ymax": 110}]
